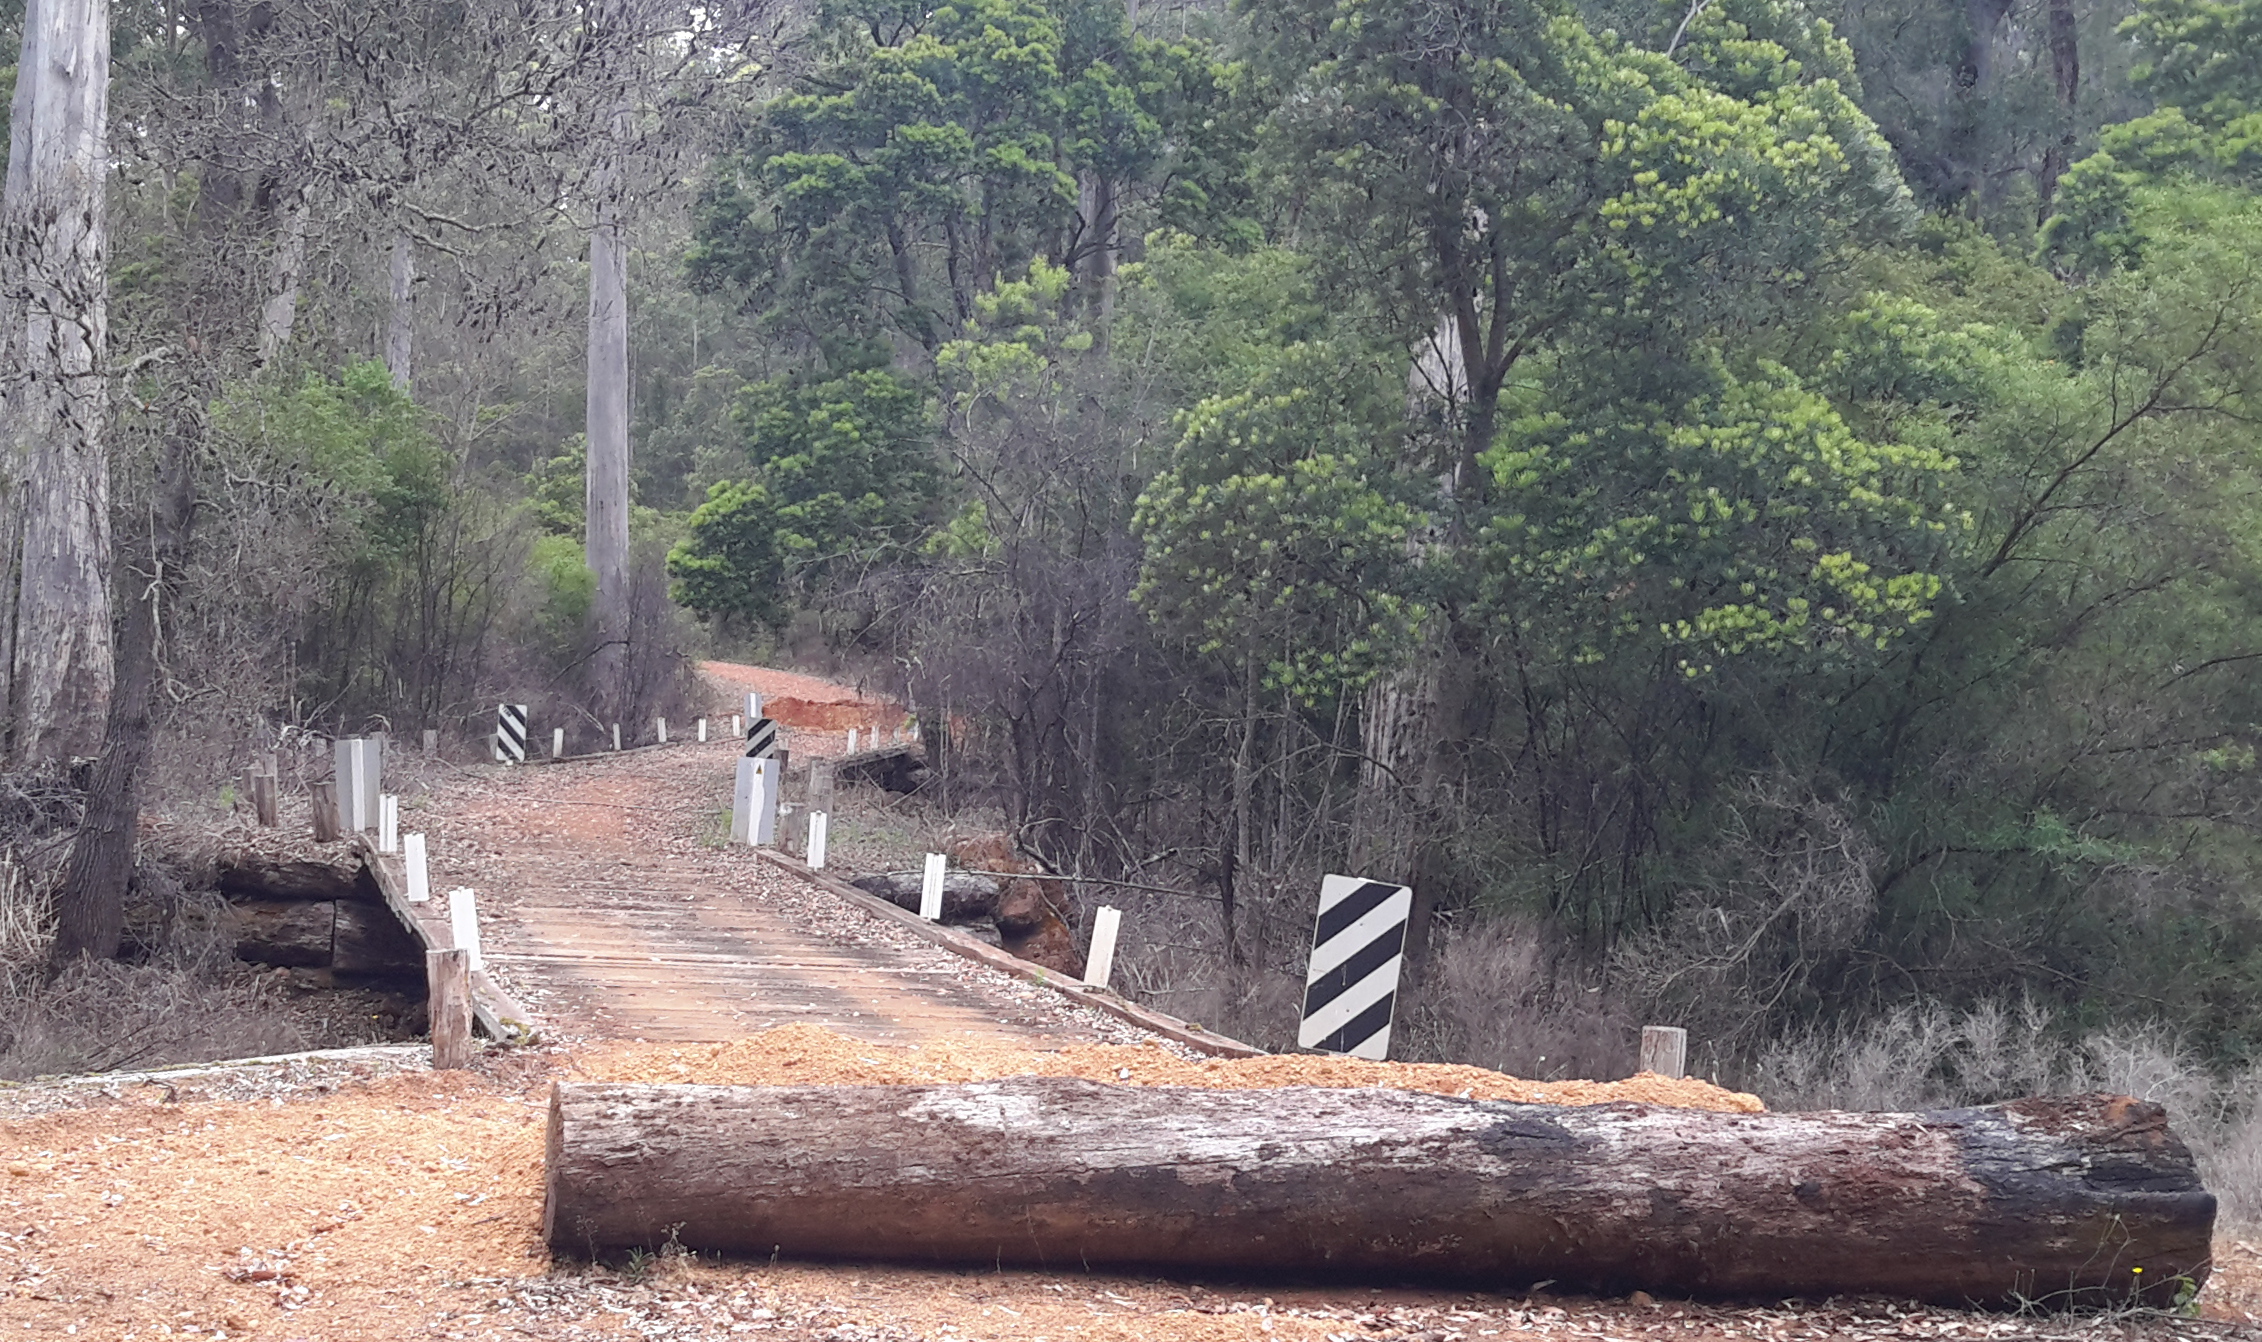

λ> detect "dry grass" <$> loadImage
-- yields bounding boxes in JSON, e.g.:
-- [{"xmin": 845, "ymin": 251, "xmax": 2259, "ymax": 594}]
[
  {"xmin": 1746, "ymin": 1000, "xmax": 2262, "ymax": 1227},
  {"xmin": 0, "ymin": 842, "xmax": 318, "ymax": 1082}
]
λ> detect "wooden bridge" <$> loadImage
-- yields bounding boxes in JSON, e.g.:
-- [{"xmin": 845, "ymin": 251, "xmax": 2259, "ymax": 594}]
[{"xmin": 353, "ymin": 724, "xmax": 1249, "ymax": 1054}]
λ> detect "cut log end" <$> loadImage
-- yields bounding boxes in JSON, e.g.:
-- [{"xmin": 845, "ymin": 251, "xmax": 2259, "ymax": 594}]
[{"xmin": 541, "ymin": 1080, "xmax": 2214, "ymax": 1310}]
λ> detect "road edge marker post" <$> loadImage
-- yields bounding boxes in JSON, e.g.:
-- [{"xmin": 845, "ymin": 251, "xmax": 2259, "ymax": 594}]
[
  {"xmin": 1084, "ymin": 906, "xmax": 1123, "ymax": 989},
  {"xmin": 448, "ymin": 887, "xmax": 484, "ymax": 972},
  {"xmin": 808, "ymin": 811, "xmax": 829, "ymax": 869},
  {"xmin": 920, "ymin": 852, "xmax": 946, "ymax": 921},
  {"xmin": 404, "ymin": 832, "xmax": 430, "ymax": 903}
]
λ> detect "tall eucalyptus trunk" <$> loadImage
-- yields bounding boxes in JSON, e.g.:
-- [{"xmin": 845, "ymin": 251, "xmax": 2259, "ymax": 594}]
[
  {"xmin": 585, "ymin": 131, "xmax": 632, "ymax": 710},
  {"xmin": 1, "ymin": 0, "xmax": 113, "ymax": 765},
  {"xmin": 384, "ymin": 229, "xmax": 414, "ymax": 389}
]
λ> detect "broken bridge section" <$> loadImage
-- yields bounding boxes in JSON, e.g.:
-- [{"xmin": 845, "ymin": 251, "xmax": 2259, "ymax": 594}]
[{"xmin": 409, "ymin": 744, "xmax": 1131, "ymax": 1046}]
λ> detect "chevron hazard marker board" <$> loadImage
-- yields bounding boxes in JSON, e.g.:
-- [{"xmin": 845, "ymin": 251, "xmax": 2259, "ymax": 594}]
[
  {"xmin": 495, "ymin": 704, "xmax": 529, "ymax": 764},
  {"xmin": 744, "ymin": 716, "xmax": 778, "ymax": 759},
  {"xmin": 1297, "ymin": 874, "xmax": 1412, "ymax": 1060}
]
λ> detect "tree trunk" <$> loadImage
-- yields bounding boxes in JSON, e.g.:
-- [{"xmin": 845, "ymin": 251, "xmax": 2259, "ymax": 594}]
[
  {"xmin": 384, "ymin": 228, "xmax": 414, "ymax": 389},
  {"xmin": 3, "ymin": 0, "xmax": 112, "ymax": 765},
  {"xmin": 2036, "ymin": 0, "xmax": 2080, "ymax": 220},
  {"xmin": 545, "ymin": 1079, "xmax": 2213, "ymax": 1308},
  {"xmin": 48, "ymin": 402, "xmax": 194, "ymax": 965},
  {"xmin": 256, "ymin": 184, "xmax": 308, "ymax": 367},
  {"xmin": 585, "ymin": 176, "xmax": 631, "ymax": 714}
]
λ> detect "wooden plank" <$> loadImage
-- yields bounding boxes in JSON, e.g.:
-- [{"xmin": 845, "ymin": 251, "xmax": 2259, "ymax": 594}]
[
  {"xmin": 353, "ymin": 833, "xmax": 539, "ymax": 1043},
  {"xmin": 756, "ymin": 848, "xmax": 1263, "ymax": 1058}
]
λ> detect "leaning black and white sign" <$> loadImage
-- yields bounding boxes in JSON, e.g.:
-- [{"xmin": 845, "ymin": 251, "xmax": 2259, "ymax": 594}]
[
  {"xmin": 494, "ymin": 703, "xmax": 529, "ymax": 764},
  {"xmin": 743, "ymin": 716, "xmax": 779, "ymax": 759},
  {"xmin": 1297, "ymin": 874, "xmax": 1412, "ymax": 1060}
]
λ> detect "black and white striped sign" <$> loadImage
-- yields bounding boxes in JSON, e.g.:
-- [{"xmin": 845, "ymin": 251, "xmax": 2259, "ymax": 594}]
[
  {"xmin": 743, "ymin": 716, "xmax": 778, "ymax": 759},
  {"xmin": 1297, "ymin": 874, "xmax": 1412, "ymax": 1060},
  {"xmin": 494, "ymin": 703, "xmax": 529, "ymax": 764}
]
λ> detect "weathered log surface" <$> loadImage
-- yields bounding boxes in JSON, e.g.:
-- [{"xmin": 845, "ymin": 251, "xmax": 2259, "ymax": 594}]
[
  {"xmin": 230, "ymin": 900, "xmax": 334, "ymax": 966},
  {"xmin": 333, "ymin": 900, "xmax": 427, "ymax": 974},
  {"xmin": 544, "ymin": 1079, "xmax": 2214, "ymax": 1309},
  {"xmin": 836, "ymin": 746, "xmax": 929, "ymax": 794},
  {"xmin": 849, "ymin": 870, "xmax": 1000, "ymax": 923},
  {"xmin": 214, "ymin": 851, "xmax": 365, "ymax": 903}
]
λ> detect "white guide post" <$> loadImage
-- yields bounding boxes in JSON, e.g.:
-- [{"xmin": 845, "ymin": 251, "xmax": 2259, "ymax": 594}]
[
  {"xmin": 847, "ymin": 728, "xmax": 860, "ymax": 753},
  {"xmin": 333, "ymin": 737, "xmax": 362, "ymax": 835},
  {"xmin": 1083, "ymin": 906, "xmax": 1123, "ymax": 989},
  {"xmin": 909, "ymin": 720, "xmax": 921, "ymax": 743},
  {"xmin": 553, "ymin": 727, "xmax": 565, "ymax": 758},
  {"xmin": 378, "ymin": 794, "xmax": 399, "ymax": 854},
  {"xmin": 920, "ymin": 852, "xmax": 946, "ymax": 921},
  {"xmin": 751, "ymin": 757, "xmax": 779, "ymax": 845},
  {"xmin": 697, "ymin": 718, "xmax": 708, "ymax": 743},
  {"xmin": 448, "ymin": 888, "xmax": 483, "ymax": 971},
  {"xmin": 807, "ymin": 811, "xmax": 829, "ymax": 869},
  {"xmin": 404, "ymin": 833, "xmax": 430, "ymax": 903},
  {"xmin": 744, "ymin": 692, "xmax": 761, "ymax": 722},
  {"xmin": 611, "ymin": 723, "xmax": 622, "ymax": 751},
  {"xmin": 362, "ymin": 736, "xmax": 384, "ymax": 829},
  {"xmin": 731, "ymin": 713, "xmax": 742, "ymax": 738},
  {"xmin": 657, "ymin": 717, "xmax": 668, "ymax": 745},
  {"xmin": 731, "ymin": 758, "xmax": 757, "ymax": 845}
]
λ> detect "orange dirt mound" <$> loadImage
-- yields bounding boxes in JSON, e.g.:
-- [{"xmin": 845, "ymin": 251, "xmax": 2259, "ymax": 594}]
[{"xmin": 574, "ymin": 1022, "xmax": 1766, "ymax": 1111}]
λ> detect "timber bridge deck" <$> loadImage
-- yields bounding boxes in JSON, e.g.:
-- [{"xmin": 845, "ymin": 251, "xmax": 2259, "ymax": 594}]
[{"xmin": 356, "ymin": 705, "xmax": 1246, "ymax": 1053}]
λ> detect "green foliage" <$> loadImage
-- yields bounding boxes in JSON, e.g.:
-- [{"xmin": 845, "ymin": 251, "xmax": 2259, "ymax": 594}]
[
  {"xmin": 1485, "ymin": 354, "xmax": 1965, "ymax": 674},
  {"xmin": 526, "ymin": 436, "xmax": 587, "ymax": 537},
  {"xmin": 689, "ymin": 0, "xmax": 1215, "ymax": 346},
  {"xmin": 1132, "ymin": 344, "xmax": 1425, "ymax": 701},
  {"xmin": 213, "ymin": 360, "xmax": 448, "ymax": 558},
  {"xmin": 666, "ymin": 368, "xmax": 937, "ymax": 626},
  {"xmin": 668, "ymin": 480, "xmax": 791, "ymax": 629}
]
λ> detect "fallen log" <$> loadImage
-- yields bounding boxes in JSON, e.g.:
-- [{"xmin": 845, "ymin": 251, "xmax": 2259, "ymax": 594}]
[
  {"xmin": 836, "ymin": 746, "xmax": 929, "ymax": 794},
  {"xmin": 543, "ymin": 1079, "xmax": 2213, "ymax": 1308},
  {"xmin": 213, "ymin": 851, "xmax": 364, "ymax": 903},
  {"xmin": 229, "ymin": 900, "xmax": 334, "ymax": 966},
  {"xmin": 848, "ymin": 870, "xmax": 1000, "ymax": 923}
]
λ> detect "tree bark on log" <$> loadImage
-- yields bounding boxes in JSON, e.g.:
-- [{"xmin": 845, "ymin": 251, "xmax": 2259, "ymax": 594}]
[
  {"xmin": 544, "ymin": 1079, "xmax": 2213, "ymax": 1309},
  {"xmin": 849, "ymin": 870, "xmax": 999, "ymax": 923}
]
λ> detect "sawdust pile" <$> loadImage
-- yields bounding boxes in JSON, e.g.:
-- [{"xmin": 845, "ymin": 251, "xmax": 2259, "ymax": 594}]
[{"xmin": 573, "ymin": 1023, "xmax": 1766, "ymax": 1112}]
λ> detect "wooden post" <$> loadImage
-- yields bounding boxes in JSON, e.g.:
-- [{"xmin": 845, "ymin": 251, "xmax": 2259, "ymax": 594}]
[
  {"xmin": 308, "ymin": 780, "xmax": 340, "ymax": 842},
  {"xmin": 427, "ymin": 948, "xmax": 475, "ymax": 1070},
  {"xmin": 422, "ymin": 728, "xmax": 438, "ymax": 758},
  {"xmin": 248, "ymin": 766, "xmax": 279, "ymax": 827},
  {"xmin": 1640, "ymin": 1026, "xmax": 1688, "ymax": 1080},
  {"xmin": 1084, "ymin": 906, "xmax": 1122, "ymax": 989}
]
